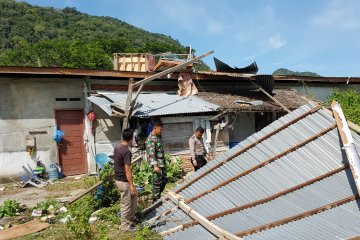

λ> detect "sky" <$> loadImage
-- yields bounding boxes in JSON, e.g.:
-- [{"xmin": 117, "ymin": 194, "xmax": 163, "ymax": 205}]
[{"xmin": 22, "ymin": 0, "xmax": 360, "ymax": 77}]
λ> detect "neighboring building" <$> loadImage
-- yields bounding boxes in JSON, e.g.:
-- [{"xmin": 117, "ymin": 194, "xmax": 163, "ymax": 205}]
[
  {"xmin": 143, "ymin": 103, "xmax": 360, "ymax": 240},
  {"xmin": 0, "ymin": 66, "xmax": 359, "ymax": 181}
]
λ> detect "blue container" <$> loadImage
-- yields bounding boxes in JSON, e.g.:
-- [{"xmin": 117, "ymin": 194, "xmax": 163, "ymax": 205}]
[
  {"xmin": 229, "ymin": 142, "xmax": 239, "ymax": 149},
  {"xmin": 48, "ymin": 164, "xmax": 59, "ymax": 180}
]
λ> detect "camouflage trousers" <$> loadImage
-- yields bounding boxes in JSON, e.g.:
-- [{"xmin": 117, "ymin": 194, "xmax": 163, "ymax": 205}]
[{"xmin": 151, "ymin": 167, "xmax": 168, "ymax": 201}]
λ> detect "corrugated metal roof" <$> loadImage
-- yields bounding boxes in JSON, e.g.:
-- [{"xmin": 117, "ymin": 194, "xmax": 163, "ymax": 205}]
[
  {"xmin": 87, "ymin": 96, "xmax": 113, "ymax": 115},
  {"xmin": 144, "ymin": 103, "xmax": 360, "ymax": 239},
  {"xmin": 90, "ymin": 91, "xmax": 219, "ymax": 117}
]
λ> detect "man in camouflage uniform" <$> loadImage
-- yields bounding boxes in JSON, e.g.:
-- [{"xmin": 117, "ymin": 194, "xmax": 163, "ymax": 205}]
[{"xmin": 145, "ymin": 121, "xmax": 168, "ymax": 202}]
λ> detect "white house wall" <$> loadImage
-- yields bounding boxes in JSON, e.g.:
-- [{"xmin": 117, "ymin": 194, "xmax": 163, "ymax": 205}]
[
  {"xmin": 0, "ymin": 77, "xmax": 85, "ymax": 182},
  {"xmin": 277, "ymin": 83, "xmax": 359, "ymax": 102}
]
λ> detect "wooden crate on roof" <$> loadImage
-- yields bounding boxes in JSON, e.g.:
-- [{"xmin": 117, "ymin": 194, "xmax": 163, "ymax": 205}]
[{"xmin": 113, "ymin": 53, "xmax": 155, "ymax": 72}]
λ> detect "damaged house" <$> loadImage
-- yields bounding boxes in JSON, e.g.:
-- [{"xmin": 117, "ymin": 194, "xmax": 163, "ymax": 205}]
[
  {"xmin": 0, "ymin": 56, "xmax": 359, "ymax": 181},
  {"xmin": 143, "ymin": 102, "xmax": 360, "ymax": 240}
]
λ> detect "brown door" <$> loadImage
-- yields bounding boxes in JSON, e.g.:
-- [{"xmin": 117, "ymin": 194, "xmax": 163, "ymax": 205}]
[{"xmin": 55, "ymin": 110, "xmax": 87, "ymax": 176}]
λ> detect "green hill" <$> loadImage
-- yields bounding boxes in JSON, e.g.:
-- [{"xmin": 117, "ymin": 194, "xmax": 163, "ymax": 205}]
[
  {"xmin": 273, "ymin": 68, "xmax": 321, "ymax": 77},
  {"xmin": 0, "ymin": 0, "xmax": 201, "ymax": 69}
]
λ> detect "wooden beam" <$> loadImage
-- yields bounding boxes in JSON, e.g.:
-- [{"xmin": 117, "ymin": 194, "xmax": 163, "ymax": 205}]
[
  {"xmin": 185, "ymin": 124, "xmax": 336, "ymax": 203},
  {"xmin": 67, "ymin": 180, "xmax": 105, "ymax": 205},
  {"xmin": 122, "ymin": 78, "xmax": 135, "ymax": 129},
  {"xmin": 132, "ymin": 50, "xmax": 214, "ymax": 88},
  {"xmin": 248, "ymin": 80, "xmax": 290, "ymax": 113},
  {"xmin": 206, "ymin": 164, "xmax": 348, "ymax": 220},
  {"xmin": 332, "ymin": 101, "xmax": 360, "ymax": 195},
  {"xmin": 179, "ymin": 165, "xmax": 348, "ymax": 229},
  {"xmin": 167, "ymin": 191, "xmax": 241, "ymax": 240},
  {"xmin": 175, "ymin": 104, "xmax": 322, "ymax": 194},
  {"xmin": 235, "ymin": 195, "xmax": 359, "ymax": 237},
  {"xmin": 0, "ymin": 219, "xmax": 50, "ymax": 240}
]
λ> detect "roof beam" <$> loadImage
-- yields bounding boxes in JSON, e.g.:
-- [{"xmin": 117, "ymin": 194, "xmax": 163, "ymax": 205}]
[
  {"xmin": 180, "ymin": 165, "xmax": 348, "ymax": 230},
  {"xmin": 175, "ymin": 104, "xmax": 322, "ymax": 194},
  {"xmin": 235, "ymin": 195, "xmax": 359, "ymax": 237},
  {"xmin": 185, "ymin": 123, "xmax": 337, "ymax": 203},
  {"xmin": 167, "ymin": 191, "xmax": 241, "ymax": 240}
]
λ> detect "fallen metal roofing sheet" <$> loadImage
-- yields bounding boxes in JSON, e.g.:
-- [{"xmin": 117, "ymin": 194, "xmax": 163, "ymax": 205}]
[
  {"xmin": 144, "ymin": 103, "xmax": 360, "ymax": 239},
  {"xmin": 87, "ymin": 96, "xmax": 113, "ymax": 116},
  {"xmin": 90, "ymin": 91, "xmax": 219, "ymax": 117}
]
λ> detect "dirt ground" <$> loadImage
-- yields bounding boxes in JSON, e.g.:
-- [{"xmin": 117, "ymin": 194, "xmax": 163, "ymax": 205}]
[{"xmin": 0, "ymin": 175, "xmax": 98, "ymax": 208}]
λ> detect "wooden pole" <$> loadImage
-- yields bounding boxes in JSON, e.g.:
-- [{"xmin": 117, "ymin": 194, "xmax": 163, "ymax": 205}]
[
  {"xmin": 331, "ymin": 100, "xmax": 360, "ymax": 195},
  {"xmin": 122, "ymin": 78, "xmax": 135, "ymax": 130},
  {"xmin": 212, "ymin": 123, "xmax": 220, "ymax": 160},
  {"xmin": 167, "ymin": 191, "xmax": 241, "ymax": 240},
  {"xmin": 248, "ymin": 80, "xmax": 290, "ymax": 113}
]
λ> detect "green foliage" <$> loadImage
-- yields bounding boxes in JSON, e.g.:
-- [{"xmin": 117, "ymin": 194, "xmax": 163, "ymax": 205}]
[
  {"xmin": 96, "ymin": 204, "xmax": 120, "ymax": 224},
  {"xmin": 34, "ymin": 199, "xmax": 59, "ymax": 214},
  {"xmin": 273, "ymin": 68, "xmax": 321, "ymax": 77},
  {"xmin": 165, "ymin": 155, "xmax": 184, "ymax": 182},
  {"xmin": 134, "ymin": 226, "xmax": 162, "ymax": 240},
  {"xmin": 132, "ymin": 154, "xmax": 184, "ymax": 188},
  {"xmin": 0, "ymin": 0, "xmax": 201, "ymax": 70},
  {"xmin": 0, "ymin": 199, "xmax": 23, "ymax": 218},
  {"xmin": 327, "ymin": 89, "xmax": 360, "ymax": 125},
  {"xmin": 132, "ymin": 160, "xmax": 152, "ymax": 188},
  {"xmin": 66, "ymin": 195, "xmax": 96, "ymax": 240},
  {"xmin": 95, "ymin": 164, "xmax": 120, "ymax": 209}
]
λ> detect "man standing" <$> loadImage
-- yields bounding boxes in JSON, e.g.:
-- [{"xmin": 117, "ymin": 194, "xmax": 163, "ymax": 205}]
[
  {"xmin": 146, "ymin": 122, "xmax": 168, "ymax": 202},
  {"xmin": 189, "ymin": 127, "xmax": 208, "ymax": 171},
  {"xmin": 114, "ymin": 128, "xmax": 137, "ymax": 231}
]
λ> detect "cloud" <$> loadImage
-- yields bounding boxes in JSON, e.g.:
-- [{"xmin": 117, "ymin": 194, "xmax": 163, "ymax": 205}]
[
  {"xmin": 267, "ymin": 35, "xmax": 287, "ymax": 49},
  {"xmin": 207, "ymin": 21, "xmax": 223, "ymax": 34},
  {"xmin": 311, "ymin": 0, "xmax": 360, "ymax": 29}
]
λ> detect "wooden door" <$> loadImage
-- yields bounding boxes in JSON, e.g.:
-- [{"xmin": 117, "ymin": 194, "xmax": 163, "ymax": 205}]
[{"xmin": 55, "ymin": 110, "xmax": 86, "ymax": 176}]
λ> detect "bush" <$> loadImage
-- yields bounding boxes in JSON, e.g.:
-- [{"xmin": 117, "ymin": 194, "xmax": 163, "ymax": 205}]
[
  {"xmin": 165, "ymin": 155, "xmax": 183, "ymax": 182},
  {"xmin": 327, "ymin": 89, "xmax": 360, "ymax": 125},
  {"xmin": 132, "ymin": 154, "xmax": 184, "ymax": 187},
  {"xmin": 94, "ymin": 164, "xmax": 120, "ymax": 209},
  {"xmin": 66, "ymin": 195, "xmax": 96, "ymax": 239}
]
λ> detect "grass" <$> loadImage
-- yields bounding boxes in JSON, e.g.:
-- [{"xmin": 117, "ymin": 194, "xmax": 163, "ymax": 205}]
[
  {"xmin": 18, "ymin": 220, "xmax": 162, "ymax": 240},
  {"xmin": 45, "ymin": 176, "xmax": 99, "ymax": 192}
]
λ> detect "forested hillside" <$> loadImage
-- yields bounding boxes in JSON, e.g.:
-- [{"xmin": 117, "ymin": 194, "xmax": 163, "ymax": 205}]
[
  {"xmin": 0, "ymin": 0, "xmax": 192, "ymax": 69},
  {"xmin": 273, "ymin": 68, "xmax": 321, "ymax": 77}
]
